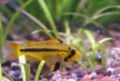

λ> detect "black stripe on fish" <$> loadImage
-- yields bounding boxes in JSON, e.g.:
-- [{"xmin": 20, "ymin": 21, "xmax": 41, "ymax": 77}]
[
  {"xmin": 64, "ymin": 49, "xmax": 76, "ymax": 61},
  {"xmin": 20, "ymin": 48, "xmax": 67, "ymax": 52},
  {"xmin": 53, "ymin": 62, "xmax": 61, "ymax": 71}
]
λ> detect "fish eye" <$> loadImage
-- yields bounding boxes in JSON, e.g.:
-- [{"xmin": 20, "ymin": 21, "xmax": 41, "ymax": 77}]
[{"xmin": 70, "ymin": 49, "xmax": 76, "ymax": 55}]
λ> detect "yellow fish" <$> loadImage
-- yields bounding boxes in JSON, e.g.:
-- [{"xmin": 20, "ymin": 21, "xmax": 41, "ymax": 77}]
[{"xmin": 7, "ymin": 40, "xmax": 81, "ymax": 71}]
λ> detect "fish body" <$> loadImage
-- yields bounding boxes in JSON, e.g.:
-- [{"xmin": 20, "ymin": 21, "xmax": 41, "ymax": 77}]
[
  {"xmin": 8, "ymin": 40, "xmax": 81, "ymax": 71},
  {"xmin": 20, "ymin": 43, "xmax": 69, "ymax": 63}
]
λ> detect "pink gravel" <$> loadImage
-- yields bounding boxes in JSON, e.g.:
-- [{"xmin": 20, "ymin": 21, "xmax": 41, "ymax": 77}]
[{"xmin": 100, "ymin": 76, "xmax": 116, "ymax": 81}]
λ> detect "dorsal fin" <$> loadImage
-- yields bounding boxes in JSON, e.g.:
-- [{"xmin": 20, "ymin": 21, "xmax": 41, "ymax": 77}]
[{"xmin": 23, "ymin": 39, "xmax": 62, "ymax": 45}]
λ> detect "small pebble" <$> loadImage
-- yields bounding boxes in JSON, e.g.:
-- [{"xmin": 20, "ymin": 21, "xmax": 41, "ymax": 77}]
[
  {"xmin": 95, "ymin": 53, "xmax": 102, "ymax": 63},
  {"xmin": 95, "ymin": 65, "xmax": 103, "ymax": 71},
  {"xmin": 101, "ymin": 76, "xmax": 116, "ymax": 81},
  {"xmin": 75, "ymin": 70, "xmax": 85, "ymax": 78},
  {"xmin": 2, "ymin": 66, "xmax": 10, "ymax": 72},
  {"xmin": 82, "ymin": 74, "xmax": 91, "ymax": 80},
  {"xmin": 71, "ymin": 73, "xmax": 77, "ymax": 80},
  {"xmin": 9, "ymin": 71, "xmax": 20, "ymax": 77},
  {"xmin": 115, "ymin": 67, "xmax": 120, "ymax": 74},
  {"xmin": 106, "ymin": 67, "xmax": 116, "ymax": 76},
  {"xmin": 13, "ymin": 71, "xmax": 21, "ymax": 77},
  {"xmin": 68, "ymin": 79, "xmax": 76, "ymax": 81},
  {"xmin": 96, "ymin": 70, "xmax": 105, "ymax": 74},
  {"xmin": 89, "ymin": 71, "xmax": 97, "ymax": 79},
  {"xmin": 104, "ymin": 71, "xmax": 111, "ymax": 76},
  {"xmin": 65, "ymin": 65, "xmax": 73, "ymax": 72},
  {"xmin": 11, "ymin": 66, "xmax": 20, "ymax": 70},
  {"xmin": 11, "ymin": 75, "xmax": 22, "ymax": 81},
  {"xmin": 11, "ymin": 62, "xmax": 20, "ymax": 70},
  {"xmin": 2, "ymin": 77, "xmax": 10, "ymax": 81},
  {"xmin": 50, "ymin": 71, "xmax": 62, "ymax": 81},
  {"xmin": 95, "ymin": 74, "xmax": 104, "ymax": 79},
  {"xmin": 107, "ymin": 67, "xmax": 115, "ymax": 72},
  {"xmin": 2, "ymin": 61, "xmax": 11, "ymax": 67},
  {"xmin": 111, "ymin": 60, "xmax": 120, "ymax": 67}
]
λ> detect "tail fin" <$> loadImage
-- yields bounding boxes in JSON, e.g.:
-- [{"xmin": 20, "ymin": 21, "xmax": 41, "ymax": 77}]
[{"xmin": 7, "ymin": 42, "xmax": 22, "ymax": 59}]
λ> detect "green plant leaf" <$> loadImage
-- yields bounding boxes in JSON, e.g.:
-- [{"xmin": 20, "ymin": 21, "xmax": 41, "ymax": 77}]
[
  {"xmin": 34, "ymin": 60, "xmax": 45, "ymax": 81},
  {"xmin": 83, "ymin": 29, "xmax": 96, "ymax": 49},
  {"xmin": 98, "ymin": 38, "xmax": 113, "ymax": 44},
  {"xmin": 19, "ymin": 55, "xmax": 30, "ymax": 81},
  {"xmin": 37, "ymin": 0, "xmax": 61, "ymax": 39},
  {"xmin": 0, "ymin": 17, "xmax": 3, "ymax": 81},
  {"xmin": 4, "ymin": 0, "xmax": 34, "ymax": 43},
  {"xmin": 19, "ymin": 63, "xmax": 30, "ymax": 81}
]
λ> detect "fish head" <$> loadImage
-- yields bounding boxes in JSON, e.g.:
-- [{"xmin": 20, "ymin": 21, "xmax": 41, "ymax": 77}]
[{"xmin": 65, "ymin": 46, "xmax": 81, "ymax": 62}]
